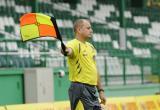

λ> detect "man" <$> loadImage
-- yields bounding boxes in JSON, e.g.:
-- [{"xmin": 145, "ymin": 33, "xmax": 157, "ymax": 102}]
[{"xmin": 62, "ymin": 19, "xmax": 106, "ymax": 110}]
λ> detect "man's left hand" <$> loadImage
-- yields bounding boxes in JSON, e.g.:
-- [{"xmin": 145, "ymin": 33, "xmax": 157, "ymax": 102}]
[{"xmin": 99, "ymin": 91, "xmax": 106, "ymax": 105}]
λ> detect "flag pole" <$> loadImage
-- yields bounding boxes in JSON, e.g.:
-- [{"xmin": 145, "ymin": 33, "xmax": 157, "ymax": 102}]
[{"xmin": 50, "ymin": 17, "xmax": 67, "ymax": 56}]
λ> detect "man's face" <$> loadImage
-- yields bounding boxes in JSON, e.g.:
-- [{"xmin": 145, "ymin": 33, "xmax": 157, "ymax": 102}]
[{"xmin": 79, "ymin": 20, "xmax": 93, "ymax": 39}]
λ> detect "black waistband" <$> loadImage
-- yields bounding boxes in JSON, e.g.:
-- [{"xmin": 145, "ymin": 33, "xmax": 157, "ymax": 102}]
[{"xmin": 71, "ymin": 81, "xmax": 96, "ymax": 87}]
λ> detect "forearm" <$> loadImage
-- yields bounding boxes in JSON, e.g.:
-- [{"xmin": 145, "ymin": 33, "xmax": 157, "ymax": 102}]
[
  {"xmin": 97, "ymin": 72, "xmax": 106, "ymax": 104},
  {"xmin": 96, "ymin": 72, "xmax": 104, "ymax": 91}
]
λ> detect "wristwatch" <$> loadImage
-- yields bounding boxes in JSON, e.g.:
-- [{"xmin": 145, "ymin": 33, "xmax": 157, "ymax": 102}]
[{"xmin": 98, "ymin": 89, "xmax": 104, "ymax": 93}]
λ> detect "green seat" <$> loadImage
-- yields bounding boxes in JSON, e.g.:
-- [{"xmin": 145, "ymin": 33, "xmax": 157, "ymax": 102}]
[
  {"xmin": 5, "ymin": 26, "xmax": 14, "ymax": 33},
  {"xmin": 0, "ymin": 33, "xmax": 5, "ymax": 40},
  {"xmin": 0, "ymin": 56, "xmax": 7, "ymax": 67}
]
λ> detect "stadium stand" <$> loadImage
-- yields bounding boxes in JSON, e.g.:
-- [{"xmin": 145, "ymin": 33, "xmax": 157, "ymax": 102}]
[
  {"xmin": 0, "ymin": 0, "xmax": 160, "ymax": 107},
  {"xmin": 0, "ymin": 0, "xmax": 160, "ymax": 86}
]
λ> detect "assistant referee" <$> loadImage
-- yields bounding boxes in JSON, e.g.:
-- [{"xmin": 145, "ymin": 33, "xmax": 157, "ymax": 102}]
[{"xmin": 62, "ymin": 19, "xmax": 106, "ymax": 110}]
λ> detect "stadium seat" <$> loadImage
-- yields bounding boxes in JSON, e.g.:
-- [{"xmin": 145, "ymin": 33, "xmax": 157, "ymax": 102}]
[
  {"xmin": 133, "ymin": 16, "xmax": 149, "ymax": 24},
  {"xmin": 106, "ymin": 56, "xmax": 123, "ymax": 75}
]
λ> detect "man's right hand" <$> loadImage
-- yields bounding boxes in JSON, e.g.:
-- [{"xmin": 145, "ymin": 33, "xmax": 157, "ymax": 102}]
[
  {"xmin": 61, "ymin": 48, "xmax": 73, "ymax": 57},
  {"xmin": 61, "ymin": 48, "xmax": 68, "ymax": 56}
]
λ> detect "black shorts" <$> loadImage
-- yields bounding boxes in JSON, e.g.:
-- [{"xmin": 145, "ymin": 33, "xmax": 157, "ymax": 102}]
[{"xmin": 68, "ymin": 82, "xmax": 102, "ymax": 110}]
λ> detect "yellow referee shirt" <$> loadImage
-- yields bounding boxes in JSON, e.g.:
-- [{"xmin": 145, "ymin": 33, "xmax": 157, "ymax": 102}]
[{"xmin": 67, "ymin": 39, "xmax": 98, "ymax": 85}]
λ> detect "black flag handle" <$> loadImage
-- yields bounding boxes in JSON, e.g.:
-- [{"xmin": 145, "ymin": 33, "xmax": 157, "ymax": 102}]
[
  {"xmin": 51, "ymin": 17, "xmax": 67, "ymax": 56},
  {"xmin": 61, "ymin": 41, "xmax": 67, "ymax": 56}
]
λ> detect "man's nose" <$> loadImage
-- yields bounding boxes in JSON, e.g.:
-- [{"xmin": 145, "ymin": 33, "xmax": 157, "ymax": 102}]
[{"xmin": 90, "ymin": 29, "xmax": 93, "ymax": 33}]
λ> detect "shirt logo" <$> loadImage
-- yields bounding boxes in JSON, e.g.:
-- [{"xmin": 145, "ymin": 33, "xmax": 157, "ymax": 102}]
[{"xmin": 83, "ymin": 50, "xmax": 88, "ymax": 56}]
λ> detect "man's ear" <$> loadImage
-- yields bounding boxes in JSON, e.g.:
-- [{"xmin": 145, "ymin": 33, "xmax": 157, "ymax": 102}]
[{"xmin": 77, "ymin": 27, "xmax": 81, "ymax": 33}]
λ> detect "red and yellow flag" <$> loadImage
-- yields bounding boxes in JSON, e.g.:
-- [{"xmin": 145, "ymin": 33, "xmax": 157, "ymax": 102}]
[
  {"xmin": 20, "ymin": 13, "xmax": 67, "ymax": 56},
  {"xmin": 20, "ymin": 13, "xmax": 60, "ymax": 41}
]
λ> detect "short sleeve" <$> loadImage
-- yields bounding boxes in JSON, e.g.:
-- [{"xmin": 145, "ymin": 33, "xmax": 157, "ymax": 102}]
[
  {"xmin": 93, "ymin": 47, "xmax": 97, "ymax": 56},
  {"xmin": 66, "ymin": 40, "xmax": 78, "ymax": 58}
]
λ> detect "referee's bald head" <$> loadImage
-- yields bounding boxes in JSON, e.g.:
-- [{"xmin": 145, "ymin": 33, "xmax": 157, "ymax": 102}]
[{"xmin": 73, "ymin": 19, "xmax": 90, "ymax": 33}]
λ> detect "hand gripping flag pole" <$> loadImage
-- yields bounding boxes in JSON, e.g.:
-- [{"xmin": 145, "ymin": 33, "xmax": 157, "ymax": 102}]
[{"xmin": 20, "ymin": 13, "xmax": 67, "ymax": 56}]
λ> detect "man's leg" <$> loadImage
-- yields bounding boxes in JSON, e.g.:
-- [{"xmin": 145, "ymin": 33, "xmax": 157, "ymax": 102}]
[
  {"xmin": 68, "ymin": 82, "xmax": 82, "ymax": 110},
  {"xmin": 80, "ymin": 84, "xmax": 102, "ymax": 110}
]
